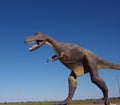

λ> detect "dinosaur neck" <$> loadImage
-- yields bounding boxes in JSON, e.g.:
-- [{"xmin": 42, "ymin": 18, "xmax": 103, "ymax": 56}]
[{"xmin": 45, "ymin": 35, "xmax": 63, "ymax": 51}]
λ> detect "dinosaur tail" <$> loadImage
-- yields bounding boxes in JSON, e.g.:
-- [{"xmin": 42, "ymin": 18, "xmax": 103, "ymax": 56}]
[{"xmin": 97, "ymin": 57, "xmax": 120, "ymax": 70}]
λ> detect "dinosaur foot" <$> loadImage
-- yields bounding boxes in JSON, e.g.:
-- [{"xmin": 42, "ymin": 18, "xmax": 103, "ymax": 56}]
[
  {"xmin": 104, "ymin": 99, "xmax": 110, "ymax": 105},
  {"xmin": 55, "ymin": 101, "xmax": 67, "ymax": 105},
  {"xmin": 55, "ymin": 98, "xmax": 71, "ymax": 105}
]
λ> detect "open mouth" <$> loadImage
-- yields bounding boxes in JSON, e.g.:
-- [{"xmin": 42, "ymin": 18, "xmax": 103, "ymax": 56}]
[{"xmin": 27, "ymin": 40, "xmax": 45, "ymax": 51}]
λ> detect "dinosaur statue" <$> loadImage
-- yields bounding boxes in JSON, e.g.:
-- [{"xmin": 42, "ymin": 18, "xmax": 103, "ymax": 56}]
[{"xmin": 24, "ymin": 32, "xmax": 120, "ymax": 105}]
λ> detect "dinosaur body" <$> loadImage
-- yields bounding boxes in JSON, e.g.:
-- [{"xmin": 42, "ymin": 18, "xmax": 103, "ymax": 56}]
[{"xmin": 25, "ymin": 32, "xmax": 120, "ymax": 105}]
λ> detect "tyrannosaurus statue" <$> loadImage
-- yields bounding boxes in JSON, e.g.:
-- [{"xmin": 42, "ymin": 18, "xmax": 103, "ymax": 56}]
[{"xmin": 24, "ymin": 32, "xmax": 120, "ymax": 105}]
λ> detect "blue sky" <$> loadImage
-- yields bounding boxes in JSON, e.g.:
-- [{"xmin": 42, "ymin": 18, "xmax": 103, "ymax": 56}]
[{"xmin": 0, "ymin": 0, "xmax": 120, "ymax": 102}]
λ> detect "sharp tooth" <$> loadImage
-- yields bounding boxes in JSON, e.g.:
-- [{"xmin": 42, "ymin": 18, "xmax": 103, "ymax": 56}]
[
  {"xmin": 31, "ymin": 41, "xmax": 35, "ymax": 43},
  {"xmin": 28, "ymin": 41, "xmax": 35, "ymax": 44},
  {"xmin": 29, "ymin": 45, "xmax": 38, "ymax": 51},
  {"xmin": 29, "ymin": 47, "xmax": 32, "ymax": 50}
]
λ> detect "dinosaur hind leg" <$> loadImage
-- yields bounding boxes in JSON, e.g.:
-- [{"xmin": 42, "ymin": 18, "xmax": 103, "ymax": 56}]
[
  {"xmin": 65, "ymin": 72, "xmax": 77, "ymax": 102},
  {"xmin": 55, "ymin": 72, "xmax": 77, "ymax": 105},
  {"xmin": 90, "ymin": 72, "xmax": 109, "ymax": 105},
  {"xmin": 83, "ymin": 56, "xmax": 110, "ymax": 105}
]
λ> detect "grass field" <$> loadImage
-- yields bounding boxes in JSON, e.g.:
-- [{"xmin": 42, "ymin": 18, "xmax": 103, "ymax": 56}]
[{"xmin": 0, "ymin": 99, "xmax": 120, "ymax": 105}]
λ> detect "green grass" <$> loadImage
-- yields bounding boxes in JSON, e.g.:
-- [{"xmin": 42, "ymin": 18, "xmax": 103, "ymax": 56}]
[{"xmin": 0, "ymin": 99, "xmax": 120, "ymax": 105}]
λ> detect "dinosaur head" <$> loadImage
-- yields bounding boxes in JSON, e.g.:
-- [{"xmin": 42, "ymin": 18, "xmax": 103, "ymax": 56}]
[{"xmin": 24, "ymin": 32, "xmax": 47, "ymax": 51}]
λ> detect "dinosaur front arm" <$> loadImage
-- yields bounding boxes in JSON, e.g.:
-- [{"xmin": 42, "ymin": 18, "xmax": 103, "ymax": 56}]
[
  {"xmin": 47, "ymin": 52, "xmax": 64, "ymax": 62},
  {"xmin": 47, "ymin": 55, "xmax": 58, "ymax": 62}
]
